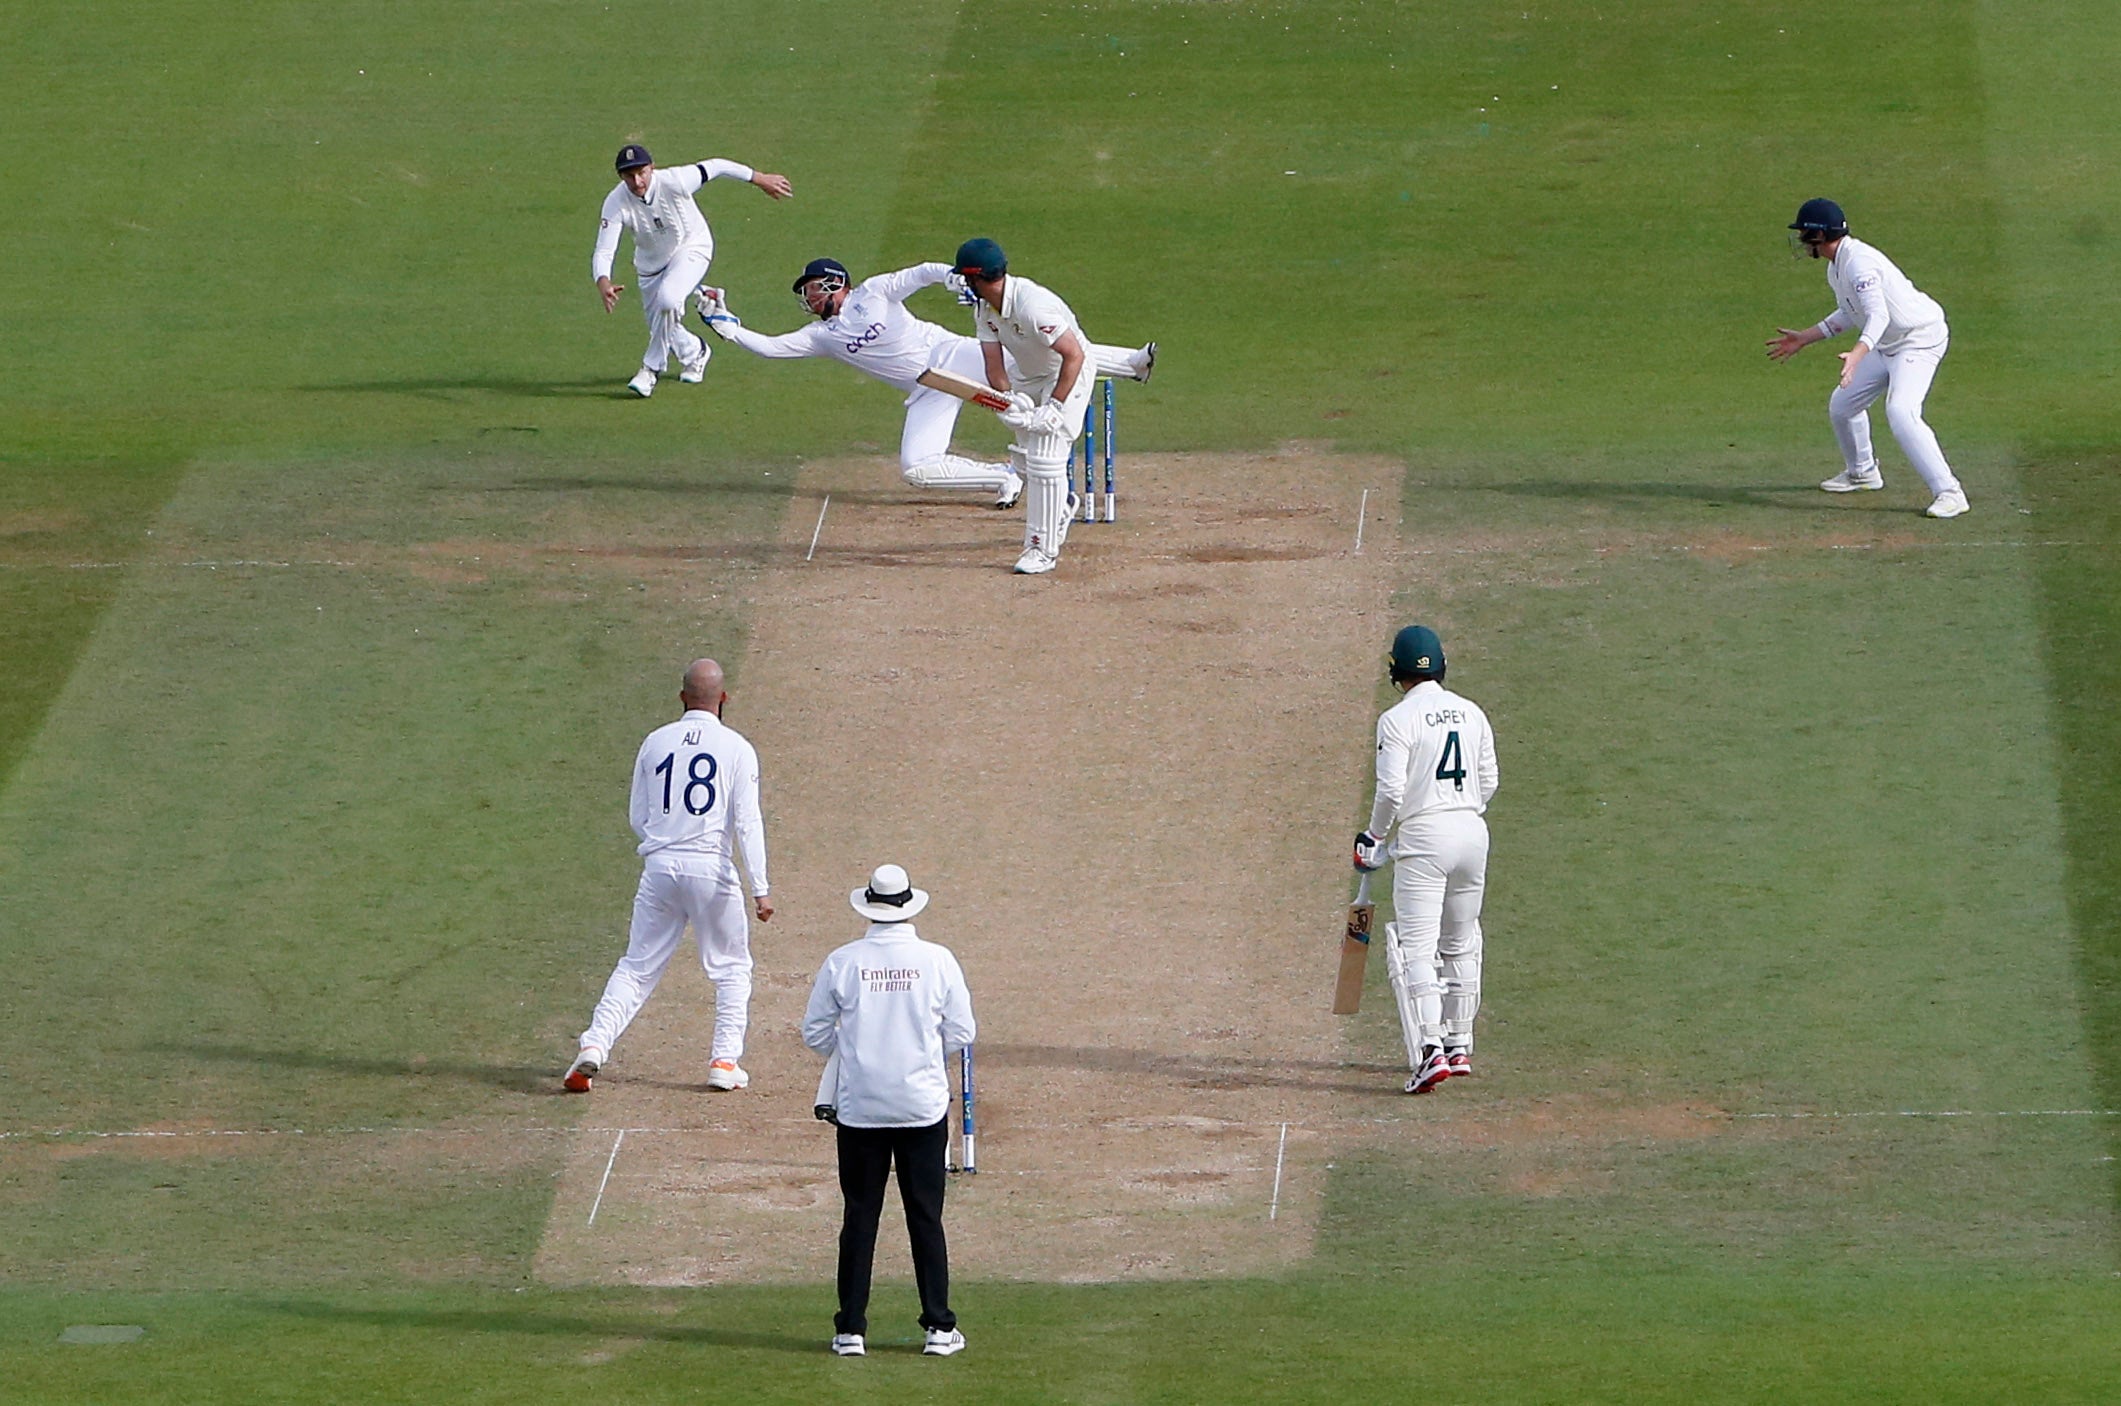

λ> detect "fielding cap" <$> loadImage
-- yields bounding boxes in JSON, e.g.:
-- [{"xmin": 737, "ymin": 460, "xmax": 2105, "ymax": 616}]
[
  {"xmin": 1788, "ymin": 197, "xmax": 1847, "ymax": 236},
  {"xmin": 1389, "ymin": 624, "xmax": 1446, "ymax": 680},
  {"xmin": 615, "ymin": 143, "xmax": 653, "ymax": 172},
  {"xmin": 953, "ymin": 237, "xmax": 1007, "ymax": 279},
  {"xmin": 791, "ymin": 257, "xmax": 851, "ymax": 293}
]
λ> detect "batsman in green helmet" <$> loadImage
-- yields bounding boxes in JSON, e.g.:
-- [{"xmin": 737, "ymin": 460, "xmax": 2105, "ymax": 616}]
[{"xmin": 1354, "ymin": 625, "xmax": 1501, "ymax": 1094}]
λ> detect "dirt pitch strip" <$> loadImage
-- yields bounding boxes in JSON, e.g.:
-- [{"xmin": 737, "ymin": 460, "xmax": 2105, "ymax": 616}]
[{"xmin": 535, "ymin": 448, "xmax": 1413, "ymax": 1287}]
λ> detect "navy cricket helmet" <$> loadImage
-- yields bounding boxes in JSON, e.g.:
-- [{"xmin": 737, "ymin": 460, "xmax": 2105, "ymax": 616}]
[{"xmin": 1788, "ymin": 198, "xmax": 1848, "ymax": 238}]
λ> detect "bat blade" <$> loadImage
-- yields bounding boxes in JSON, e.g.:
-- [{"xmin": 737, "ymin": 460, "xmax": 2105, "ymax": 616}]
[
  {"xmin": 917, "ymin": 367, "xmax": 1014, "ymax": 412},
  {"xmin": 1333, "ymin": 872, "xmax": 1374, "ymax": 1015}
]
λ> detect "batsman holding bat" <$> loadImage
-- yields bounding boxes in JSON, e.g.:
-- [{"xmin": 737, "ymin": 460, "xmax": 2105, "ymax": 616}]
[{"xmin": 1354, "ymin": 626, "xmax": 1499, "ymax": 1095}]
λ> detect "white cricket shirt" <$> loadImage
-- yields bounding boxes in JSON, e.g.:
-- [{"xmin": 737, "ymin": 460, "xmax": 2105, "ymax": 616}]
[
  {"xmin": 722, "ymin": 263, "xmax": 963, "ymax": 391},
  {"xmin": 803, "ymin": 924, "xmax": 975, "ymax": 1128},
  {"xmin": 628, "ymin": 710, "xmax": 769, "ymax": 894},
  {"xmin": 1814, "ymin": 236, "xmax": 1947, "ymax": 353},
  {"xmin": 971, "ymin": 274, "xmax": 1082, "ymax": 392},
  {"xmin": 1366, "ymin": 680, "xmax": 1500, "ymax": 838},
  {"xmin": 591, "ymin": 160, "xmax": 754, "ymax": 279}
]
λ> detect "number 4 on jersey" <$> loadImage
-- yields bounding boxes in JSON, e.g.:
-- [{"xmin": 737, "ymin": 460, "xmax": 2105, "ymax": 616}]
[{"xmin": 1435, "ymin": 730, "xmax": 1466, "ymax": 791}]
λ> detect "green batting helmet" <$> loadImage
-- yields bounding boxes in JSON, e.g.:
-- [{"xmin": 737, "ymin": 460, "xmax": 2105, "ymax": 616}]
[
  {"xmin": 953, "ymin": 237, "xmax": 1007, "ymax": 279},
  {"xmin": 1389, "ymin": 625, "xmax": 1445, "ymax": 683}
]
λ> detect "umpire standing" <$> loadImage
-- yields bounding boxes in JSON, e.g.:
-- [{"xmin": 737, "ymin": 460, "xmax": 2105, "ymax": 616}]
[{"xmin": 803, "ymin": 863, "xmax": 975, "ymax": 1358}]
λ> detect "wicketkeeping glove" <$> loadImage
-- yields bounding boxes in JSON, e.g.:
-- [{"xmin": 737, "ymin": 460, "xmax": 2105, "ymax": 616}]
[
  {"xmin": 694, "ymin": 286, "xmax": 742, "ymax": 338},
  {"xmin": 946, "ymin": 271, "xmax": 978, "ymax": 307}
]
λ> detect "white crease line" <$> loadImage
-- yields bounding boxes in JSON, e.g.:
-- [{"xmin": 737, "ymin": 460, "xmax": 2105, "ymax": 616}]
[
  {"xmin": 586, "ymin": 1129, "xmax": 626, "ymax": 1227},
  {"xmin": 3, "ymin": 538, "xmax": 2094, "ymax": 574},
  {"xmin": 1268, "ymin": 1122, "xmax": 1289, "ymax": 1221},
  {"xmin": 806, "ymin": 494, "xmax": 831, "ymax": 562},
  {"xmin": 8, "ymin": 1108, "xmax": 2119, "ymax": 1145},
  {"xmin": 1729, "ymin": 1108, "xmax": 2120, "ymax": 1121},
  {"xmin": 1354, "ymin": 488, "xmax": 1369, "ymax": 554}
]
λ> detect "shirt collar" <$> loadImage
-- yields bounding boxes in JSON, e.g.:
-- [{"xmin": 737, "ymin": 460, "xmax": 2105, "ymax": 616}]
[{"xmin": 864, "ymin": 921, "xmax": 918, "ymax": 938}]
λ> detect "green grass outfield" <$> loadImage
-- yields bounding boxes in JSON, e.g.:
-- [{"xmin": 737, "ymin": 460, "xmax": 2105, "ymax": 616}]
[{"xmin": 4, "ymin": 1, "xmax": 2118, "ymax": 1400}]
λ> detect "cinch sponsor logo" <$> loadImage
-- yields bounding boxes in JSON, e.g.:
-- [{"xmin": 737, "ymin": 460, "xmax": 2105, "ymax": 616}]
[{"xmin": 843, "ymin": 321, "xmax": 887, "ymax": 355}]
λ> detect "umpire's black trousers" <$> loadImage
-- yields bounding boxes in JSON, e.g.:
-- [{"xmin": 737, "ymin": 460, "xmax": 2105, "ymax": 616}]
[{"xmin": 834, "ymin": 1114, "xmax": 955, "ymax": 1336}]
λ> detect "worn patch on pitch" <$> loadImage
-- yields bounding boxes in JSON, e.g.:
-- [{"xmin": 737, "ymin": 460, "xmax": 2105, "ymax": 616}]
[{"xmin": 534, "ymin": 445, "xmax": 1410, "ymax": 1286}]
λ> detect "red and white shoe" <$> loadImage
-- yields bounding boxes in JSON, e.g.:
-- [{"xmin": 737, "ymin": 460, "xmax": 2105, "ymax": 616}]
[
  {"xmin": 1444, "ymin": 1048, "xmax": 1472, "ymax": 1078},
  {"xmin": 563, "ymin": 1046, "xmax": 604, "ymax": 1094},
  {"xmin": 1405, "ymin": 1047, "xmax": 1451, "ymax": 1095}
]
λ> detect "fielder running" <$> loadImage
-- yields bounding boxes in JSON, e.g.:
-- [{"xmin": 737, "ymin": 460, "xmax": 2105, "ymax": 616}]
[
  {"xmin": 565, "ymin": 659, "xmax": 772, "ymax": 1095},
  {"xmin": 953, "ymin": 238, "xmax": 1131, "ymax": 575},
  {"xmin": 591, "ymin": 143, "xmax": 792, "ymax": 398},
  {"xmin": 1354, "ymin": 626, "xmax": 1499, "ymax": 1095},
  {"xmin": 695, "ymin": 259, "xmax": 1154, "ymax": 509},
  {"xmin": 1767, "ymin": 198, "xmax": 1970, "ymax": 519}
]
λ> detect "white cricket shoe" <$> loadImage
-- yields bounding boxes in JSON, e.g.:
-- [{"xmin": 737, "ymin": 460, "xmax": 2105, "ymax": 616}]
[
  {"xmin": 1925, "ymin": 487, "xmax": 1971, "ymax": 519},
  {"xmin": 923, "ymin": 1327, "xmax": 967, "ymax": 1357},
  {"xmin": 706, "ymin": 1058, "xmax": 750, "ymax": 1091},
  {"xmin": 830, "ymin": 1334, "xmax": 865, "ymax": 1357},
  {"xmin": 678, "ymin": 343, "xmax": 710, "ymax": 384},
  {"xmin": 1819, "ymin": 466, "xmax": 1883, "ymax": 493},
  {"xmin": 1135, "ymin": 341, "xmax": 1157, "ymax": 383},
  {"xmin": 994, "ymin": 471, "xmax": 1024, "ymax": 510},
  {"xmin": 563, "ymin": 1046, "xmax": 604, "ymax": 1094},
  {"xmin": 1013, "ymin": 546, "xmax": 1059, "ymax": 575},
  {"xmin": 1405, "ymin": 1046, "xmax": 1451, "ymax": 1095},
  {"xmin": 627, "ymin": 369, "xmax": 657, "ymax": 398}
]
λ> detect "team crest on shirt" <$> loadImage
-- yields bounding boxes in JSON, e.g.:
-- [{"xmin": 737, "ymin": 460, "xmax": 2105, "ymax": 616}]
[{"xmin": 1039, "ymin": 323, "xmax": 1058, "ymax": 335}]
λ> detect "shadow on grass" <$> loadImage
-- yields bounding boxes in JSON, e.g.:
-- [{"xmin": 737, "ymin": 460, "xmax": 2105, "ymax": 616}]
[
  {"xmin": 979, "ymin": 1041, "xmax": 1406, "ymax": 1096},
  {"xmin": 1474, "ymin": 479, "xmax": 1878, "ymax": 514},
  {"xmin": 259, "ymin": 1297, "xmax": 816, "ymax": 1354},
  {"xmin": 303, "ymin": 377, "xmax": 628, "ymax": 400},
  {"xmin": 145, "ymin": 1041, "xmax": 551, "ymax": 1094}
]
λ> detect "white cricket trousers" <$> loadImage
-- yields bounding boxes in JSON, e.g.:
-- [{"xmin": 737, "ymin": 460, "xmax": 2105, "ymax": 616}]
[
  {"xmin": 1388, "ymin": 810, "xmax": 1489, "ymax": 1060},
  {"xmin": 1828, "ymin": 329, "xmax": 1960, "ymax": 497},
  {"xmin": 897, "ymin": 339, "xmax": 1014, "ymax": 492},
  {"xmin": 638, "ymin": 247, "xmax": 711, "ymax": 376},
  {"xmin": 579, "ymin": 859, "xmax": 753, "ymax": 1063}
]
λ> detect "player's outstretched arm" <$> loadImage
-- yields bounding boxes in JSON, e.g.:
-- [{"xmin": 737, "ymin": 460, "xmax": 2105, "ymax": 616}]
[
  {"xmin": 751, "ymin": 171, "xmax": 793, "ymax": 199},
  {"xmin": 1766, "ymin": 325, "xmax": 1821, "ymax": 361}
]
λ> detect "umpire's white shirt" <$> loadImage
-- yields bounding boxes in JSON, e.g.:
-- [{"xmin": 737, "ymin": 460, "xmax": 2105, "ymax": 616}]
[
  {"xmin": 722, "ymin": 263, "xmax": 961, "ymax": 391},
  {"xmin": 972, "ymin": 275, "xmax": 1082, "ymax": 392},
  {"xmin": 629, "ymin": 710, "xmax": 769, "ymax": 895},
  {"xmin": 1367, "ymin": 680, "xmax": 1500, "ymax": 839},
  {"xmin": 804, "ymin": 924, "xmax": 975, "ymax": 1128},
  {"xmin": 1814, "ymin": 236, "xmax": 1947, "ymax": 354},
  {"xmin": 591, "ymin": 160, "xmax": 754, "ymax": 279}
]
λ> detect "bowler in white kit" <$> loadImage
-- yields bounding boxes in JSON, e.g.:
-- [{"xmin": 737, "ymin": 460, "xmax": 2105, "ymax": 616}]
[
  {"xmin": 564, "ymin": 658, "xmax": 772, "ymax": 1095},
  {"xmin": 695, "ymin": 258, "xmax": 1153, "ymax": 510},
  {"xmin": 1355, "ymin": 625, "xmax": 1499, "ymax": 1095},
  {"xmin": 591, "ymin": 142, "xmax": 792, "ymax": 398},
  {"xmin": 1767, "ymin": 198, "xmax": 1970, "ymax": 519}
]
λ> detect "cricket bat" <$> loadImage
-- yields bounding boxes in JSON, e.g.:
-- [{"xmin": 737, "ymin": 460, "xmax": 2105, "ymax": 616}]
[
  {"xmin": 916, "ymin": 366, "xmax": 1014, "ymax": 412},
  {"xmin": 1333, "ymin": 871, "xmax": 1374, "ymax": 1014}
]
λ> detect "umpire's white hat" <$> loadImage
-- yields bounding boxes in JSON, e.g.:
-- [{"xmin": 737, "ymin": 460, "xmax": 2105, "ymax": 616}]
[{"xmin": 850, "ymin": 864, "xmax": 930, "ymax": 921}]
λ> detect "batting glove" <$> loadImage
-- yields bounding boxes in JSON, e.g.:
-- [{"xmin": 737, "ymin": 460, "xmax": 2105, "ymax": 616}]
[
  {"xmin": 1029, "ymin": 401, "xmax": 1070, "ymax": 437},
  {"xmin": 1353, "ymin": 831, "xmax": 1385, "ymax": 871},
  {"xmin": 997, "ymin": 400, "xmax": 1040, "ymax": 433}
]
